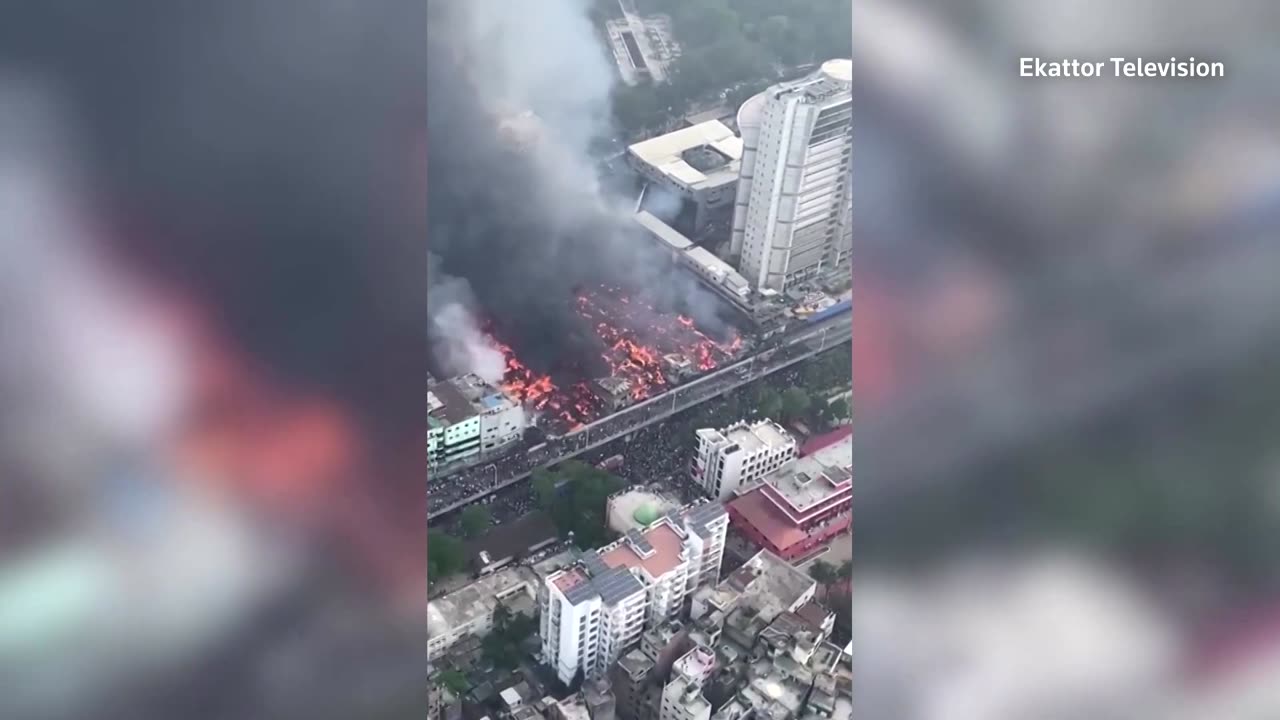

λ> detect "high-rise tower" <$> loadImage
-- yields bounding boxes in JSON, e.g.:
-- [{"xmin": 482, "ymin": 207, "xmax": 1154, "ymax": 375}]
[{"xmin": 731, "ymin": 60, "xmax": 852, "ymax": 292}]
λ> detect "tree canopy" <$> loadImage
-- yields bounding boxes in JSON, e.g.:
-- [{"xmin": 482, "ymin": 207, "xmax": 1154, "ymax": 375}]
[
  {"xmin": 611, "ymin": 0, "xmax": 853, "ymax": 131},
  {"xmin": 532, "ymin": 467, "xmax": 559, "ymax": 509},
  {"xmin": 428, "ymin": 530, "xmax": 466, "ymax": 580},
  {"xmin": 459, "ymin": 504, "xmax": 491, "ymax": 539},
  {"xmin": 809, "ymin": 560, "xmax": 837, "ymax": 586},
  {"xmin": 826, "ymin": 397, "xmax": 851, "ymax": 423},
  {"xmin": 755, "ymin": 386, "xmax": 783, "ymax": 420},
  {"xmin": 481, "ymin": 601, "xmax": 537, "ymax": 670},
  {"xmin": 780, "ymin": 386, "xmax": 811, "ymax": 422},
  {"xmin": 434, "ymin": 669, "xmax": 469, "ymax": 696},
  {"xmin": 538, "ymin": 460, "xmax": 625, "ymax": 549},
  {"xmin": 801, "ymin": 342, "xmax": 852, "ymax": 391}
]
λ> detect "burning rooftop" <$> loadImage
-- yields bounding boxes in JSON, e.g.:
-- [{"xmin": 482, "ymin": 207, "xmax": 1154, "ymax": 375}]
[{"xmin": 488, "ymin": 284, "xmax": 744, "ymax": 432}]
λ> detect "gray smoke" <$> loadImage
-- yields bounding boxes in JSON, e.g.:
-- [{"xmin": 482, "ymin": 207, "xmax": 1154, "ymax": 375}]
[
  {"xmin": 444, "ymin": 0, "xmax": 616, "ymax": 207},
  {"xmin": 427, "ymin": 253, "xmax": 505, "ymax": 383},
  {"xmin": 426, "ymin": 0, "xmax": 748, "ymax": 380},
  {"xmin": 430, "ymin": 303, "xmax": 506, "ymax": 384},
  {"xmin": 641, "ymin": 185, "xmax": 686, "ymax": 225},
  {"xmin": 425, "ymin": 0, "xmax": 653, "ymax": 376}
]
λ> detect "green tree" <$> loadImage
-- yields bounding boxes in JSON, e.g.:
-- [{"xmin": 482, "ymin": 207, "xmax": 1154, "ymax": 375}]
[
  {"xmin": 612, "ymin": 84, "xmax": 664, "ymax": 134},
  {"xmin": 539, "ymin": 461, "xmax": 625, "ymax": 550},
  {"xmin": 809, "ymin": 560, "xmax": 837, "ymax": 586},
  {"xmin": 493, "ymin": 600, "xmax": 512, "ymax": 631},
  {"xmin": 756, "ymin": 387, "xmax": 782, "ymax": 420},
  {"xmin": 532, "ymin": 468, "xmax": 558, "ymax": 511},
  {"xmin": 630, "ymin": 0, "xmax": 853, "ymax": 123},
  {"xmin": 802, "ymin": 345, "xmax": 852, "ymax": 392},
  {"xmin": 482, "ymin": 601, "xmax": 538, "ymax": 670},
  {"xmin": 673, "ymin": 1, "xmax": 738, "ymax": 47},
  {"xmin": 668, "ymin": 53, "xmax": 718, "ymax": 101},
  {"xmin": 562, "ymin": 461, "xmax": 624, "ymax": 548},
  {"xmin": 780, "ymin": 387, "xmax": 811, "ymax": 422},
  {"xmin": 809, "ymin": 559, "xmax": 838, "ymax": 602},
  {"xmin": 826, "ymin": 397, "xmax": 850, "ymax": 423},
  {"xmin": 811, "ymin": 402, "xmax": 833, "ymax": 432},
  {"xmin": 482, "ymin": 634, "xmax": 513, "ymax": 670},
  {"xmin": 428, "ymin": 530, "xmax": 466, "ymax": 579},
  {"xmin": 813, "ymin": 396, "xmax": 850, "ymax": 430},
  {"xmin": 436, "ymin": 669, "xmax": 469, "ymax": 696},
  {"xmin": 459, "ymin": 505, "xmax": 491, "ymax": 539},
  {"xmin": 511, "ymin": 612, "xmax": 536, "ymax": 641}
]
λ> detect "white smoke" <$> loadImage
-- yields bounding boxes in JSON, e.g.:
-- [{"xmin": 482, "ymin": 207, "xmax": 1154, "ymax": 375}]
[
  {"xmin": 434, "ymin": 0, "xmax": 634, "ymax": 232},
  {"xmin": 426, "ymin": 0, "xmax": 634, "ymax": 381},
  {"xmin": 429, "ymin": 303, "xmax": 506, "ymax": 384},
  {"xmin": 446, "ymin": 0, "xmax": 613, "ymax": 163},
  {"xmin": 642, "ymin": 184, "xmax": 686, "ymax": 224},
  {"xmin": 427, "ymin": 250, "xmax": 506, "ymax": 384},
  {"xmin": 426, "ymin": 0, "xmax": 744, "ymax": 375}
]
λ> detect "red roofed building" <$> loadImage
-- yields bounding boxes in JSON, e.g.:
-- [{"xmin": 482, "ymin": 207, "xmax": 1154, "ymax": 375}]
[
  {"xmin": 799, "ymin": 425, "xmax": 852, "ymax": 458},
  {"xmin": 727, "ymin": 432, "xmax": 851, "ymax": 561}
]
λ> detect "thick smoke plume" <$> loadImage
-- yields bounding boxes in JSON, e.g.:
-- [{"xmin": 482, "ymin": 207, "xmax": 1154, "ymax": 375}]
[
  {"xmin": 426, "ymin": 0, "xmax": 734, "ymax": 380},
  {"xmin": 428, "ymin": 253, "xmax": 506, "ymax": 383}
]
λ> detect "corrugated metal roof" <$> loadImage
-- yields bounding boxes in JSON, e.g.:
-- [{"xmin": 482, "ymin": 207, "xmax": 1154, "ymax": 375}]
[
  {"xmin": 581, "ymin": 550, "xmax": 609, "ymax": 577},
  {"xmin": 627, "ymin": 120, "xmax": 742, "ymax": 189},
  {"xmin": 634, "ymin": 211, "xmax": 694, "ymax": 250},
  {"xmin": 593, "ymin": 567, "xmax": 645, "ymax": 605}
]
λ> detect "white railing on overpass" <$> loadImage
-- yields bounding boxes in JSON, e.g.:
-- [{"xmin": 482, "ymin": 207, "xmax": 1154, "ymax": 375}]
[{"xmin": 428, "ymin": 319, "xmax": 849, "ymax": 519}]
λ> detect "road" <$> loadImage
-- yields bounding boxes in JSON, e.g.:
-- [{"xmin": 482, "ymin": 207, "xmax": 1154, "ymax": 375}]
[{"xmin": 428, "ymin": 314, "xmax": 850, "ymax": 519}]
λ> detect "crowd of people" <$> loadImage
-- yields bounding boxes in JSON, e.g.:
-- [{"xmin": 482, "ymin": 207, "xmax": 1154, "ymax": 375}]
[
  {"xmin": 437, "ymin": 346, "xmax": 832, "ymax": 535},
  {"xmin": 427, "ymin": 319, "xmax": 848, "ymax": 515}
]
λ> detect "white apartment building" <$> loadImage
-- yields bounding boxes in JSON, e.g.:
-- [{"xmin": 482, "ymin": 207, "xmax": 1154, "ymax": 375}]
[
  {"xmin": 689, "ymin": 549, "xmax": 818, "ymax": 629},
  {"xmin": 660, "ymin": 646, "xmax": 716, "ymax": 720},
  {"xmin": 541, "ymin": 565, "xmax": 632, "ymax": 685},
  {"xmin": 681, "ymin": 502, "xmax": 730, "ymax": 589},
  {"xmin": 429, "ymin": 373, "xmax": 527, "ymax": 472},
  {"xmin": 539, "ymin": 503, "xmax": 729, "ymax": 686},
  {"xmin": 693, "ymin": 420, "xmax": 796, "ymax": 502},
  {"xmin": 427, "ymin": 566, "xmax": 538, "ymax": 660},
  {"xmin": 429, "ymin": 381, "xmax": 481, "ymax": 471},
  {"xmin": 453, "ymin": 373, "xmax": 527, "ymax": 454},
  {"xmin": 731, "ymin": 59, "xmax": 853, "ymax": 292}
]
